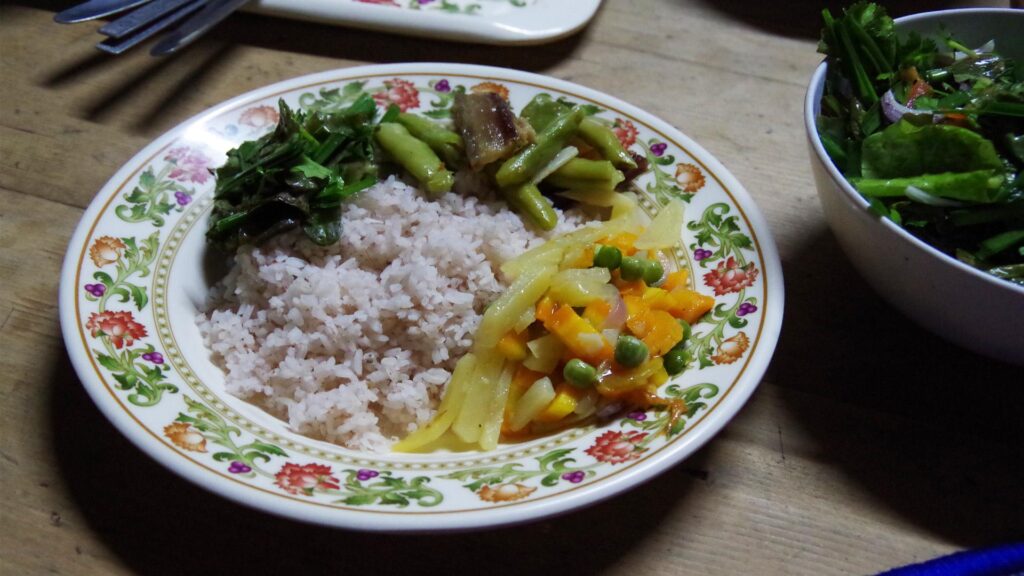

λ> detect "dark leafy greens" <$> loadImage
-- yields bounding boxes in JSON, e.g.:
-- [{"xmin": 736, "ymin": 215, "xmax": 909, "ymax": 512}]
[
  {"xmin": 818, "ymin": 2, "xmax": 1024, "ymax": 284},
  {"xmin": 207, "ymin": 95, "xmax": 383, "ymax": 250}
]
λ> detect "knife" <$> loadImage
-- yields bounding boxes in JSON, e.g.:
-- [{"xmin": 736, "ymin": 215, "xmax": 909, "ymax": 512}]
[
  {"xmin": 149, "ymin": 0, "xmax": 252, "ymax": 56},
  {"xmin": 54, "ymin": 0, "xmax": 154, "ymax": 24}
]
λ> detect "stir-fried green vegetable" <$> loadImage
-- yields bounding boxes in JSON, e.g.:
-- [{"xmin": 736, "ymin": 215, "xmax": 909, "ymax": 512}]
[
  {"xmin": 208, "ymin": 87, "xmax": 646, "ymax": 251},
  {"xmin": 818, "ymin": 2, "xmax": 1024, "ymax": 284},
  {"xmin": 207, "ymin": 96, "xmax": 380, "ymax": 250}
]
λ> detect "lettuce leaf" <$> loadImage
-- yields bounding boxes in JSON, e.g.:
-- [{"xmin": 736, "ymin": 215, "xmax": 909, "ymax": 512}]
[{"xmin": 860, "ymin": 120, "xmax": 1004, "ymax": 179}]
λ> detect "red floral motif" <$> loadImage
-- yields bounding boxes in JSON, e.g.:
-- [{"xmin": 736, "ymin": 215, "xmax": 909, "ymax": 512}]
[
  {"xmin": 372, "ymin": 78, "xmax": 420, "ymax": 112},
  {"xmin": 703, "ymin": 257, "xmax": 759, "ymax": 296},
  {"xmin": 89, "ymin": 236, "xmax": 126, "ymax": 267},
  {"xmin": 711, "ymin": 332, "xmax": 749, "ymax": 365},
  {"xmin": 86, "ymin": 311, "xmax": 147, "ymax": 349},
  {"xmin": 274, "ymin": 462, "xmax": 341, "ymax": 496},
  {"xmin": 674, "ymin": 163, "xmax": 706, "ymax": 193},
  {"xmin": 164, "ymin": 146, "xmax": 212, "ymax": 185},
  {"xmin": 471, "ymin": 81, "xmax": 510, "ymax": 100},
  {"xmin": 585, "ymin": 430, "xmax": 647, "ymax": 464},
  {"xmin": 613, "ymin": 118, "xmax": 638, "ymax": 149},
  {"xmin": 239, "ymin": 105, "xmax": 279, "ymax": 129}
]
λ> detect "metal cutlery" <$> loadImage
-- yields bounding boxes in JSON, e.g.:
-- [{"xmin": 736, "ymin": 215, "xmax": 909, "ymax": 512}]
[
  {"xmin": 54, "ymin": 0, "xmax": 153, "ymax": 24},
  {"xmin": 54, "ymin": 0, "xmax": 251, "ymax": 55},
  {"xmin": 150, "ymin": 0, "xmax": 253, "ymax": 56}
]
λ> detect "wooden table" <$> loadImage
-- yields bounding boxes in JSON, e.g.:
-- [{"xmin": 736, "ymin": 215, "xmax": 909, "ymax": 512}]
[{"xmin": 2, "ymin": 2, "xmax": 1022, "ymax": 574}]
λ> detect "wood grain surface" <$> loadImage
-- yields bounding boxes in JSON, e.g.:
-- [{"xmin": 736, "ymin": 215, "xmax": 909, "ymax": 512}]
[{"xmin": 1, "ymin": 2, "xmax": 1022, "ymax": 575}]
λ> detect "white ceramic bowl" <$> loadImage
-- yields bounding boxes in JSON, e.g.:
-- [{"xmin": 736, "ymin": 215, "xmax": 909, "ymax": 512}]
[{"xmin": 805, "ymin": 9, "xmax": 1024, "ymax": 366}]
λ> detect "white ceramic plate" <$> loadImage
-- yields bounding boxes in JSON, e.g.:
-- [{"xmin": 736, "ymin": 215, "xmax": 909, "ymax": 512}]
[
  {"xmin": 246, "ymin": 0, "xmax": 602, "ymax": 45},
  {"xmin": 60, "ymin": 63, "xmax": 783, "ymax": 531}
]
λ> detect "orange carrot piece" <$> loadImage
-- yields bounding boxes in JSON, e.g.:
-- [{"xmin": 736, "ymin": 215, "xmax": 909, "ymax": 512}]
[
  {"xmin": 535, "ymin": 296, "xmax": 558, "ymax": 323},
  {"xmin": 660, "ymin": 270, "xmax": 689, "ymax": 291},
  {"xmin": 641, "ymin": 309, "xmax": 683, "ymax": 356}
]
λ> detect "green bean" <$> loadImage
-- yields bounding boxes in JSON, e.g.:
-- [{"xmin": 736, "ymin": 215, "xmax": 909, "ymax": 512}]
[
  {"xmin": 375, "ymin": 122, "xmax": 454, "ymax": 197},
  {"xmin": 564, "ymin": 359, "xmax": 598, "ymax": 388},
  {"xmin": 614, "ymin": 335, "xmax": 648, "ymax": 368},
  {"xmin": 544, "ymin": 158, "xmax": 624, "ymax": 191},
  {"xmin": 496, "ymin": 108, "xmax": 585, "ymax": 189},
  {"xmin": 503, "ymin": 182, "xmax": 558, "ymax": 231},
  {"xmin": 396, "ymin": 113, "xmax": 464, "ymax": 168},
  {"xmin": 578, "ymin": 118, "xmax": 638, "ymax": 171}
]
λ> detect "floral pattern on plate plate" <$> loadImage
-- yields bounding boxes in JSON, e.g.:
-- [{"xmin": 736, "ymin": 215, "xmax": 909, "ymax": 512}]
[
  {"xmin": 60, "ymin": 63, "xmax": 782, "ymax": 531},
  {"xmin": 247, "ymin": 0, "xmax": 600, "ymax": 45}
]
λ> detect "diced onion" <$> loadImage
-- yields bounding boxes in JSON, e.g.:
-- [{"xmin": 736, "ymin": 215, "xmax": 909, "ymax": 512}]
[
  {"xmin": 954, "ymin": 39, "xmax": 995, "ymax": 60},
  {"xmin": 573, "ymin": 392, "xmax": 598, "ymax": 417},
  {"xmin": 531, "ymin": 146, "xmax": 579, "ymax": 185},
  {"xmin": 603, "ymin": 290, "xmax": 628, "ymax": 330},
  {"xmin": 524, "ymin": 334, "xmax": 564, "ymax": 373},
  {"xmin": 576, "ymin": 332, "xmax": 606, "ymax": 355},
  {"xmin": 905, "ymin": 185, "xmax": 966, "ymax": 207},
  {"xmin": 596, "ymin": 401, "xmax": 624, "ymax": 420},
  {"xmin": 880, "ymin": 89, "xmax": 932, "ymax": 124}
]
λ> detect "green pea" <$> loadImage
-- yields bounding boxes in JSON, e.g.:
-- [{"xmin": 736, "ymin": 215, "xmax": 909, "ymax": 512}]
[
  {"xmin": 593, "ymin": 245, "xmax": 622, "ymax": 269},
  {"xmin": 642, "ymin": 259, "xmax": 664, "ymax": 285},
  {"xmin": 619, "ymin": 256, "xmax": 645, "ymax": 281},
  {"xmin": 676, "ymin": 319, "xmax": 692, "ymax": 345},
  {"xmin": 563, "ymin": 359, "xmax": 598, "ymax": 388},
  {"xmin": 614, "ymin": 335, "xmax": 648, "ymax": 368},
  {"xmin": 664, "ymin": 348, "xmax": 688, "ymax": 375}
]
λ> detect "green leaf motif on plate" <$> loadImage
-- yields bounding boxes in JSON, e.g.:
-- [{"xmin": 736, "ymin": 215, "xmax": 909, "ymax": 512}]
[
  {"xmin": 85, "ymin": 231, "xmax": 177, "ymax": 407},
  {"xmin": 175, "ymin": 395, "xmax": 288, "ymax": 471},
  {"xmin": 441, "ymin": 448, "xmax": 595, "ymax": 494},
  {"xmin": 333, "ymin": 471, "xmax": 443, "ymax": 507},
  {"xmin": 115, "ymin": 151, "xmax": 204, "ymax": 227}
]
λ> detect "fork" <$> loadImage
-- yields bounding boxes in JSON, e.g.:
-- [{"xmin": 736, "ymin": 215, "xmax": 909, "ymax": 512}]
[{"xmin": 55, "ymin": 0, "xmax": 251, "ymax": 56}]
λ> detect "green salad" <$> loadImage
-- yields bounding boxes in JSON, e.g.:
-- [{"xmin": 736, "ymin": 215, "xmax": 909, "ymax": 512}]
[{"xmin": 817, "ymin": 2, "xmax": 1024, "ymax": 285}]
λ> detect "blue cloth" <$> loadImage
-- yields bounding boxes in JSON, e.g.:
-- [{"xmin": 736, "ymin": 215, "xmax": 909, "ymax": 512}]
[{"xmin": 877, "ymin": 543, "xmax": 1024, "ymax": 576}]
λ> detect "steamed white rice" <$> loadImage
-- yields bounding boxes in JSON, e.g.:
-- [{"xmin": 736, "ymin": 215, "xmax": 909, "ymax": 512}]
[{"xmin": 197, "ymin": 177, "xmax": 582, "ymax": 452}]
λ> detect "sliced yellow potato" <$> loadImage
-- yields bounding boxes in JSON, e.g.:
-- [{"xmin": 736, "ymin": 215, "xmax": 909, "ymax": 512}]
[
  {"xmin": 391, "ymin": 409, "xmax": 456, "ymax": 452},
  {"xmin": 547, "ymin": 268, "xmax": 612, "ymax": 307},
  {"xmin": 558, "ymin": 189, "xmax": 619, "ymax": 208},
  {"xmin": 452, "ymin": 353, "xmax": 504, "ymax": 443},
  {"xmin": 391, "ymin": 353, "xmax": 476, "ymax": 452},
  {"xmin": 478, "ymin": 363, "xmax": 515, "ymax": 450},
  {"xmin": 635, "ymin": 199, "xmax": 685, "ymax": 250},
  {"xmin": 501, "ymin": 218, "xmax": 631, "ymax": 280},
  {"xmin": 474, "ymin": 265, "xmax": 557, "ymax": 353},
  {"xmin": 611, "ymin": 191, "xmax": 639, "ymax": 220},
  {"xmin": 513, "ymin": 306, "xmax": 536, "ymax": 333},
  {"xmin": 509, "ymin": 377, "xmax": 556, "ymax": 432}
]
